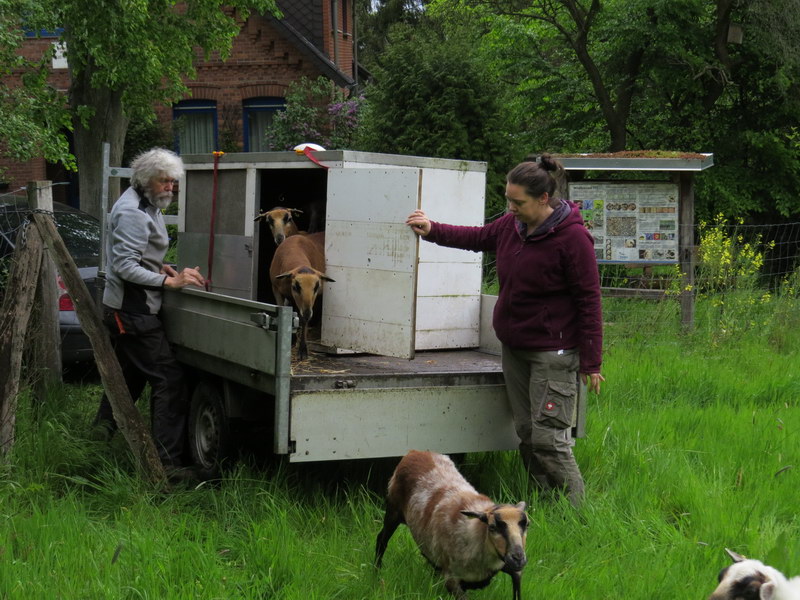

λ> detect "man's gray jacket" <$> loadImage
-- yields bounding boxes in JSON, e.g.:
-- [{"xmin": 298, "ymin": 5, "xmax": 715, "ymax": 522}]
[{"xmin": 103, "ymin": 186, "xmax": 169, "ymax": 315}]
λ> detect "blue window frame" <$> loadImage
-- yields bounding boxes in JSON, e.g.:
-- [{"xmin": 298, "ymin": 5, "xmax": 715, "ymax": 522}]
[
  {"xmin": 243, "ymin": 97, "xmax": 285, "ymax": 152},
  {"xmin": 173, "ymin": 100, "xmax": 218, "ymax": 154},
  {"xmin": 23, "ymin": 28, "xmax": 64, "ymax": 38}
]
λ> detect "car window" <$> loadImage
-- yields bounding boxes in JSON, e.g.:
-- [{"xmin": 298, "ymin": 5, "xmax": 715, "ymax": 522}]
[
  {"xmin": 0, "ymin": 202, "xmax": 100, "ymax": 268},
  {"xmin": 54, "ymin": 211, "xmax": 100, "ymax": 267}
]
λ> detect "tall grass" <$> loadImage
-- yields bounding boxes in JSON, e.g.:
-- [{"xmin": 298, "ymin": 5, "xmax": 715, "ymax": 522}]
[{"xmin": 3, "ymin": 289, "xmax": 800, "ymax": 598}]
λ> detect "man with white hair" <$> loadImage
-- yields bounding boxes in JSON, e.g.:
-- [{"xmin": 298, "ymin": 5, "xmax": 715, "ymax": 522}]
[{"xmin": 92, "ymin": 147, "xmax": 205, "ymax": 481}]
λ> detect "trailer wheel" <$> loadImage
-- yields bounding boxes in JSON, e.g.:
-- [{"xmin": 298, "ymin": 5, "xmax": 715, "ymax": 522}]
[{"xmin": 188, "ymin": 381, "xmax": 230, "ymax": 478}]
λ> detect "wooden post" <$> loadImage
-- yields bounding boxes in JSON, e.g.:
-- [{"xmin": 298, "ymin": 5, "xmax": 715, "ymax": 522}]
[
  {"xmin": 30, "ymin": 211, "xmax": 168, "ymax": 485},
  {"xmin": 28, "ymin": 181, "xmax": 62, "ymax": 395},
  {"xmin": 678, "ymin": 173, "xmax": 696, "ymax": 330},
  {"xmin": 0, "ymin": 223, "xmax": 43, "ymax": 455}
]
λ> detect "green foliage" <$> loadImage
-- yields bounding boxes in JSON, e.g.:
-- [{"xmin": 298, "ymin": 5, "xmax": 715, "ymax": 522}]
[
  {"xmin": 1, "ymin": 0, "xmax": 281, "ymax": 219},
  {"xmin": 29, "ymin": 0, "xmax": 281, "ymax": 118},
  {"xmin": 432, "ymin": 0, "xmax": 800, "ymax": 219},
  {"xmin": 123, "ymin": 118, "xmax": 173, "ymax": 166},
  {"xmin": 356, "ymin": 0, "xmax": 428, "ymax": 72},
  {"xmin": 263, "ymin": 76, "xmax": 365, "ymax": 151},
  {"xmin": 0, "ymin": 0, "xmax": 74, "ymax": 173},
  {"xmin": 697, "ymin": 214, "xmax": 773, "ymax": 294},
  {"xmin": 693, "ymin": 214, "xmax": 776, "ymax": 343},
  {"xmin": 3, "ymin": 315, "xmax": 800, "ymax": 597},
  {"xmin": 357, "ymin": 14, "xmax": 516, "ymax": 216}
]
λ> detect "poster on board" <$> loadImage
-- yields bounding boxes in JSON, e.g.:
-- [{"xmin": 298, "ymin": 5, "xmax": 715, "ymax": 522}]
[{"xmin": 569, "ymin": 181, "xmax": 679, "ymax": 263}]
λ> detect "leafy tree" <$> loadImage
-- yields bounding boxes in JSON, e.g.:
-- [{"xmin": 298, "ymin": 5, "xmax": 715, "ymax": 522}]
[
  {"xmin": 433, "ymin": 0, "xmax": 800, "ymax": 218},
  {"xmin": 0, "ymin": 0, "xmax": 74, "ymax": 179},
  {"xmin": 357, "ymin": 14, "xmax": 516, "ymax": 216},
  {"xmin": 264, "ymin": 77, "xmax": 365, "ymax": 151},
  {"xmin": 15, "ymin": 0, "xmax": 280, "ymax": 220},
  {"xmin": 356, "ymin": 0, "xmax": 429, "ymax": 72}
]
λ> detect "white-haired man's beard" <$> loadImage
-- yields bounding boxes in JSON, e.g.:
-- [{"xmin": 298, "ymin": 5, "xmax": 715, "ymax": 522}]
[{"xmin": 145, "ymin": 189, "xmax": 173, "ymax": 210}]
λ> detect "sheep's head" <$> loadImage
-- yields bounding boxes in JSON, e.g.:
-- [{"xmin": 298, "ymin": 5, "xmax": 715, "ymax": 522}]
[
  {"xmin": 462, "ymin": 502, "xmax": 528, "ymax": 573},
  {"xmin": 255, "ymin": 207, "xmax": 303, "ymax": 245},
  {"xmin": 708, "ymin": 549, "xmax": 788, "ymax": 600},
  {"xmin": 275, "ymin": 266, "xmax": 334, "ymax": 321}
]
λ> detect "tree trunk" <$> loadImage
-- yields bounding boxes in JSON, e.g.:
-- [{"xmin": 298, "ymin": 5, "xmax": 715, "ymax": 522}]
[
  {"xmin": 0, "ymin": 224, "xmax": 43, "ymax": 456},
  {"xmin": 30, "ymin": 212, "xmax": 167, "ymax": 485},
  {"xmin": 69, "ymin": 58, "xmax": 130, "ymax": 221}
]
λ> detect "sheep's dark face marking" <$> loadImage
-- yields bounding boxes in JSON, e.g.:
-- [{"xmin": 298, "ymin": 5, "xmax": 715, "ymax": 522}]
[
  {"xmin": 462, "ymin": 503, "xmax": 528, "ymax": 573},
  {"xmin": 255, "ymin": 207, "xmax": 302, "ymax": 246},
  {"xmin": 708, "ymin": 555, "xmax": 782, "ymax": 600},
  {"xmin": 275, "ymin": 267, "xmax": 334, "ymax": 322}
]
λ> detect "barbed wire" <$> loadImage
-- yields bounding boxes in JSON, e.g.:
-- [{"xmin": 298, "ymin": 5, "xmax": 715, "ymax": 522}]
[{"xmin": 0, "ymin": 181, "xmax": 71, "ymax": 198}]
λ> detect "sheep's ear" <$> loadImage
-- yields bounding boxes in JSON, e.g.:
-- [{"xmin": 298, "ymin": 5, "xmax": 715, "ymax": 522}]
[
  {"xmin": 254, "ymin": 213, "xmax": 265, "ymax": 222},
  {"xmin": 321, "ymin": 274, "xmax": 336, "ymax": 283},
  {"xmin": 275, "ymin": 272, "xmax": 293, "ymax": 281},
  {"xmin": 461, "ymin": 510, "xmax": 488, "ymax": 524},
  {"xmin": 514, "ymin": 501, "xmax": 527, "ymax": 512},
  {"xmin": 761, "ymin": 581, "xmax": 777, "ymax": 600},
  {"xmin": 290, "ymin": 208, "xmax": 304, "ymax": 216},
  {"xmin": 725, "ymin": 548, "xmax": 746, "ymax": 563}
]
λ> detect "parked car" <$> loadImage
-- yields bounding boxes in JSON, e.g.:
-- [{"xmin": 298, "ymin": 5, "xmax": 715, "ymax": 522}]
[{"xmin": 0, "ymin": 197, "xmax": 101, "ymax": 365}]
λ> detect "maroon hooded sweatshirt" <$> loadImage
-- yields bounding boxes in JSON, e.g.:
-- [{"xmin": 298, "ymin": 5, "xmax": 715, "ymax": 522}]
[{"xmin": 426, "ymin": 200, "xmax": 603, "ymax": 373}]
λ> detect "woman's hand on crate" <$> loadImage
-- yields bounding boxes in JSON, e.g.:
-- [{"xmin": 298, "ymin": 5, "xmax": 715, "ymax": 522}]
[{"xmin": 406, "ymin": 210, "xmax": 432, "ymax": 237}]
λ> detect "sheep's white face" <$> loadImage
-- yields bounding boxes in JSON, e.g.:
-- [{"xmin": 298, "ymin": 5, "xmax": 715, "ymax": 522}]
[{"xmin": 709, "ymin": 558, "xmax": 785, "ymax": 600}]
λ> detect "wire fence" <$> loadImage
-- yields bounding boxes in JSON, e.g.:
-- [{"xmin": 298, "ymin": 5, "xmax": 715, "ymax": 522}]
[
  {"xmin": 482, "ymin": 217, "xmax": 800, "ymax": 346},
  {"xmin": 3, "ymin": 192, "xmax": 799, "ymax": 350}
]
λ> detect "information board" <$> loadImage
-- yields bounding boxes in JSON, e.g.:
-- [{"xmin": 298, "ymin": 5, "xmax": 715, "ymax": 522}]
[{"xmin": 569, "ymin": 181, "xmax": 679, "ymax": 263}]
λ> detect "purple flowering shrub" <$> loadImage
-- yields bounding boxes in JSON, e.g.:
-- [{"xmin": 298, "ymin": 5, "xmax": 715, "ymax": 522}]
[{"xmin": 264, "ymin": 77, "xmax": 365, "ymax": 151}]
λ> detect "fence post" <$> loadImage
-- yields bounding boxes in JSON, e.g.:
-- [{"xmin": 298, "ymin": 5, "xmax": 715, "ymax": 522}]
[
  {"xmin": 30, "ymin": 211, "xmax": 168, "ymax": 485},
  {"xmin": 678, "ymin": 173, "xmax": 696, "ymax": 330},
  {"xmin": 0, "ymin": 220, "xmax": 43, "ymax": 455},
  {"xmin": 28, "ymin": 181, "xmax": 62, "ymax": 391}
]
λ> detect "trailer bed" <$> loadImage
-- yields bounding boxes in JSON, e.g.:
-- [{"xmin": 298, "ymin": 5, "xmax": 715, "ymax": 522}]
[{"xmin": 291, "ymin": 348, "xmax": 504, "ymax": 391}]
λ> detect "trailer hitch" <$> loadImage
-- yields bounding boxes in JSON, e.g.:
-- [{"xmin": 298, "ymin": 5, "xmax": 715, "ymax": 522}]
[{"xmin": 250, "ymin": 312, "xmax": 300, "ymax": 331}]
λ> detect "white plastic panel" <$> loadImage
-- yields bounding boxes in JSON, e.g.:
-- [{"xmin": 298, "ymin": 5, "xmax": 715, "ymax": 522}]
[
  {"xmin": 322, "ymin": 167, "xmax": 421, "ymax": 358},
  {"xmin": 415, "ymin": 296, "xmax": 481, "ymax": 350},
  {"xmin": 415, "ymin": 167, "xmax": 486, "ymax": 349},
  {"xmin": 290, "ymin": 385, "xmax": 518, "ymax": 462}
]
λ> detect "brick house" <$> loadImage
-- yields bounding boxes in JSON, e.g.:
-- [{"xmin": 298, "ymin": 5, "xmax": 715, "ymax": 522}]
[{"xmin": 1, "ymin": 0, "xmax": 355, "ymax": 207}]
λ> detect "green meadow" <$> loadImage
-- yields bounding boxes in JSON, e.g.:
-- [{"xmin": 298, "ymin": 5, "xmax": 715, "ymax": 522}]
[{"xmin": 2, "ymin": 291, "xmax": 799, "ymax": 599}]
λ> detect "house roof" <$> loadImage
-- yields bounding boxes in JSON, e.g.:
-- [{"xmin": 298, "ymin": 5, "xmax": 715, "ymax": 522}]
[
  {"xmin": 272, "ymin": 1, "xmax": 355, "ymax": 89},
  {"xmin": 277, "ymin": 0, "xmax": 322, "ymax": 48}
]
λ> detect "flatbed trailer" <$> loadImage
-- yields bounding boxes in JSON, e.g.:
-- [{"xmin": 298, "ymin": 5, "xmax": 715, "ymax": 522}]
[
  {"xmin": 159, "ymin": 150, "xmax": 526, "ymax": 470},
  {"xmin": 162, "ymin": 287, "xmax": 517, "ymax": 469}
]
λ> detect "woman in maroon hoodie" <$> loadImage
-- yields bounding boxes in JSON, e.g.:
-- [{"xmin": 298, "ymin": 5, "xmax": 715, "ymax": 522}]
[{"xmin": 406, "ymin": 154, "xmax": 603, "ymax": 506}]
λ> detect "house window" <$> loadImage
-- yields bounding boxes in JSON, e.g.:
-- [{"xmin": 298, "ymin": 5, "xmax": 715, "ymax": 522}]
[
  {"xmin": 243, "ymin": 97, "xmax": 285, "ymax": 152},
  {"xmin": 173, "ymin": 100, "xmax": 217, "ymax": 154},
  {"xmin": 23, "ymin": 27, "xmax": 64, "ymax": 38}
]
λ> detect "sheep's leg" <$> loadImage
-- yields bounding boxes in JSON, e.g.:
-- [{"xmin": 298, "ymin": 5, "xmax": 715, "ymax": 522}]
[
  {"xmin": 297, "ymin": 318, "xmax": 308, "ymax": 360},
  {"xmin": 444, "ymin": 578, "xmax": 468, "ymax": 599},
  {"xmin": 374, "ymin": 505, "xmax": 403, "ymax": 568},
  {"xmin": 507, "ymin": 569, "xmax": 522, "ymax": 600}
]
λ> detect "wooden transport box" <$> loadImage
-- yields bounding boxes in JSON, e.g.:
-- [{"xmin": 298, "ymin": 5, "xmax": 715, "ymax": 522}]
[{"xmin": 178, "ymin": 150, "xmax": 488, "ymax": 358}]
